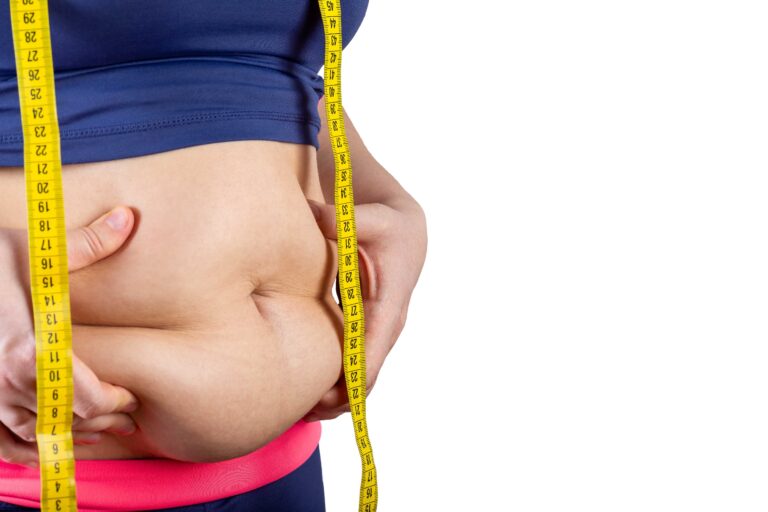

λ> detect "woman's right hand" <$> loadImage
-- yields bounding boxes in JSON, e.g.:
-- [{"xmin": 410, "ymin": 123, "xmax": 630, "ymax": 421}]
[{"xmin": 0, "ymin": 206, "xmax": 139, "ymax": 468}]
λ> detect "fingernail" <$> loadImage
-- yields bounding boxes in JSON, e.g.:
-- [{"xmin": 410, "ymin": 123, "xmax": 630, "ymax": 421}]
[
  {"xmin": 81, "ymin": 433, "xmax": 102, "ymax": 443},
  {"xmin": 123, "ymin": 397, "xmax": 139, "ymax": 413},
  {"xmin": 117, "ymin": 424, "xmax": 136, "ymax": 435},
  {"xmin": 105, "ymin": 207, "xmax": 128, "ymax": 230}
]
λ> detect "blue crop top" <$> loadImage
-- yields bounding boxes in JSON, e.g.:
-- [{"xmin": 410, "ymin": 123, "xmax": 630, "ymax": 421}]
[{"xmin": 0, "ymin": 0, "xmax": 368, "ymax": 166}]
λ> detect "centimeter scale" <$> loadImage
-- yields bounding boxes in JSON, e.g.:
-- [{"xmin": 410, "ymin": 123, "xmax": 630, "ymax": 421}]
[{"xmin": 8, "ymin": 0, "xmax": 378, "ymax": 510}]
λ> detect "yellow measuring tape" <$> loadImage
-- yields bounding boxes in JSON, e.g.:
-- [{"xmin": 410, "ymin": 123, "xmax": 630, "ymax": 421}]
[
  {"xmin": 9, "ymin": 0, "xmax": 377, "ymax": 510},
  {"xmin": 9, "ymin": 0, "xmax": 77, "ymax": 511},
  {"xmin": 317, "ymin": 2, "xmax": 378, "ymax": 511}
]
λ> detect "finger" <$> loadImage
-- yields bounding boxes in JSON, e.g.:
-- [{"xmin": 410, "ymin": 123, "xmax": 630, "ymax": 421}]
[
  {"xmin": 304, "ymin": 381, "xmax": 350, "ymax": 422},
  {"xmin": 318, "ymin": 381, "xmax": 349, "ymax": 410},
  {"xmin": 347, "ymin": 296, "xmax": 397, "ymax": 400},
  {"xmin": 304, "ymin": 312, "xmax": 389, "ymax": 423},
  {"xmin": 72, "ymin": 413, "xmax": 136, "ymax": 436},
  {"xmin": 304, "ymin": 369, "xmax": 383, "ymax": 422},
  {"xmin": 307, "ymin": 200, "xmax": 394, "ymax": 244},
  {"xmin": 304, "ymin": 401, "xmax": 350, "ymax": 422},
  {"xmin": 304, "ymin": 409, "xmax": 346, "ymax": 422},
  {"xmin": 67, "ymin": 206, "xmax": 134, "ymax": 272},
  {"xmin": 0, "ymin": 406, "xmax": 37, "ymax": 443},
  {"xmin": 72, "ymin": 354, "xmax": 139, "ymax": 420},
  {"xmin": 304, "ymin": 405, "xmax": 347, "ymax": 422},
  {"xmin": 0, "ymin": 422, "xmax": 38, "ymax": 468},
  {"xmin": 306, "ymin": 200, "xmax": 336, "ymax": 239},
  {"xmin": 357, "ymin": 243, "xmax": 377, "ymax": 299},
  {"xmin": 364, "ymin": 300, "xmax": 402, "ymax": 360},
  {"xmin": 314, "ymin": 199, "xmax": 380, "ymax": 299},
  {"xmin": 351, "ymin": 203, "xmax": 397, "ymax": 243},
  {"xmin": 73, "ymin": 431, "xmax": 104, "ymax": 445}
]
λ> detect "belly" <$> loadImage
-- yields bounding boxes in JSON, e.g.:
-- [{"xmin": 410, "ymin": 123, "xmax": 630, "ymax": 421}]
[{"xmin": 0, "ymin": 140, "xmax": 343, "ymax": 462}]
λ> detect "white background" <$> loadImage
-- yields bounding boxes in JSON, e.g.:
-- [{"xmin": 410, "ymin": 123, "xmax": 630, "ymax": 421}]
[{"xmin": 320, "ymin": 1, "xmax": 768, "ymax": 511}]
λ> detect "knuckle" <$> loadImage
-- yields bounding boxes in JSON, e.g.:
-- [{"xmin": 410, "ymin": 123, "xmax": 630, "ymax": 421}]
[
  {"xmin": 71, "ymin": 415, "xmax": 82, "ymax": 428},
  {"xmin": 3, "ymin": 409, "xmax": 37, "ymax": 441},
  {"xmin": 78, "ymin": 225, "xmax": 105, "ymax": 261},
  {"xmin": 0, "ymin": 371, "xmax": 12, "ymax": 394},
  {"xmin": 16, "ymin": 425, "xmax": 35, "ymax": 443},
  {"xmin": 3, "ymin": 409, "xmax": 32, "ymax": 434},
  {"xmin": 83, "ymin": 414, "xmax": 113, "ymax": 432},
  {"xmin": 17, "ymin": 335, "xmax": 37, "ymax": 369},
  {"xmin": 0, "ymin": 333, "xmax": 36, "ymax": 393},
  {"xmin": 77, "ymin": 398, "xmax": 103, "ymax": 420},
  {"xmin": 373, "ymin": 203, "xmax": 395, "ymax": 229},
  {"xmin": 396, "ymin": 305, "xmax": 408, "ymax": 333}
]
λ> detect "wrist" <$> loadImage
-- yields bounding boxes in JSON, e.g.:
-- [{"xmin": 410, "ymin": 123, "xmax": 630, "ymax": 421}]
[
  {"xmin": 373, "ymin": 194, "xmax": 428, "ymax": 259},
  {"xmin": 373, "ymin": 190, "xmax": 423, "ymax": 217}
]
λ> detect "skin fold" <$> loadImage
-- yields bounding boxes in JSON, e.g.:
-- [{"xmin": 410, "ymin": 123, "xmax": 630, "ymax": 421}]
[
  {"xmin": 0, "ymin": 102, "xmax": 428, "ymax": 465},
  {"xmin": 0, "ymin": 139, "xmax": 345, "ymax": 462}
]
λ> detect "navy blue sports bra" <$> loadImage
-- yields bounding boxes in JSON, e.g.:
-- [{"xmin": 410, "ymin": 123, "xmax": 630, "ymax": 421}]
[{"xmin": 0, "ymin": 0, "xmax": 368, "ymax": 166}]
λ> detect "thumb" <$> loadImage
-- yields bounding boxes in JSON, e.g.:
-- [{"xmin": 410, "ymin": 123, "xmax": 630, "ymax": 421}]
[
  {"xmin": 67, "ymin": 206, "xmax": 134, "ymax": 272},
  {"xmin": 71, "ymin": 353, "xmax": 138, "ymax": 419},
  {"xmin": 307, "ymin": 200, "xmax": 393, "ymax": 243},
  {"xmin": 307, "ymin": 199, "xmax": 338, "ymax": 240}
]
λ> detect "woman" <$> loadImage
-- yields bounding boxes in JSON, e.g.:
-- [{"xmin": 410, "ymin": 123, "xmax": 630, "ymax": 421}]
[{"xmin": 0, "ymin": 1, "xmax": 427, "ymax": 511}]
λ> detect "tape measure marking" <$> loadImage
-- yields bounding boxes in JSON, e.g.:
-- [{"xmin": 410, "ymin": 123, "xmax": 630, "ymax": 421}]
[
  {"xmin": 317, "ymin": 2, "xmax": 378, "ymax": 511},
  {"xmin": 10, "ymin": 1, "xmax": 377, "ymax": 510},
  {"xmin": 9, "ymin": 1, "xmax": 78, "ymax": 511}
]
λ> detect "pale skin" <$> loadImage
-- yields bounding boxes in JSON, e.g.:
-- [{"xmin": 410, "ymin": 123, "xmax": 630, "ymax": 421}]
[
  {"xmin": 305, "ymin": 97, "xmax": 428, "ymax": 421},
  {"xmin": 0, "ymin": 208, "xmax": 140, "ymax": 467},
  {"xmin": 0, "ymin": 99, "xmax": 428, "ymax": 467}
]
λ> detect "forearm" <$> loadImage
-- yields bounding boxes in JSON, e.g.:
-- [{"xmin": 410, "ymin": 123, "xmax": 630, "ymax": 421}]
[{"xmin": 316, "ymin": 100, "xmax": 422, "ymax": 212}]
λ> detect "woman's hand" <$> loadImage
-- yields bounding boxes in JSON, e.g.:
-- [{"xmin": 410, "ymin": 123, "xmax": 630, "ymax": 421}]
[
  {"xmin": 0, "ymin": 206, "xmax": 139, "ymax": 468},
  {"xmin": 303, "ymin": 197, "xmax": 427, "ymax": 421}
]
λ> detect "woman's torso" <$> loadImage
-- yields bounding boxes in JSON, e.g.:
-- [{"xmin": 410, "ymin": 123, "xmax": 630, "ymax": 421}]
[
  {"xmin": 0, "ymin": 139, "xmax": 344, "ymax": 462},
  {"xmin": 0, "ymin": 0, "xmax": 369, "ymax": 508}
]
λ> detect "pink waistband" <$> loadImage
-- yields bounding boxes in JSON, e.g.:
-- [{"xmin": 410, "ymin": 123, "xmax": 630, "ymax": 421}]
[{"xmin": 0, "ymin": 420, "xmax": 321, "ymax": 512}]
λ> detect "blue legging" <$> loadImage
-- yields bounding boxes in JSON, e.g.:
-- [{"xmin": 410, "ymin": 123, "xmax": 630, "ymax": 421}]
[{"xmin": 0, "ymin": 446, "xmax": 325, "ymax": 512}]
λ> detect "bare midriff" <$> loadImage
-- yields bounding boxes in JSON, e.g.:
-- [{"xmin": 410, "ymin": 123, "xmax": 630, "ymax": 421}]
[{"xmin": 0, "ymin": 140, "xmax": 343, "ymax": 463}]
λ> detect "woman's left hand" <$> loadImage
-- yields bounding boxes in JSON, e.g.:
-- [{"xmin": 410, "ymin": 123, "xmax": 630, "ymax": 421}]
[{"xmin": 303, "ymin": 197, "xmax": 427, "ymax": 421}]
